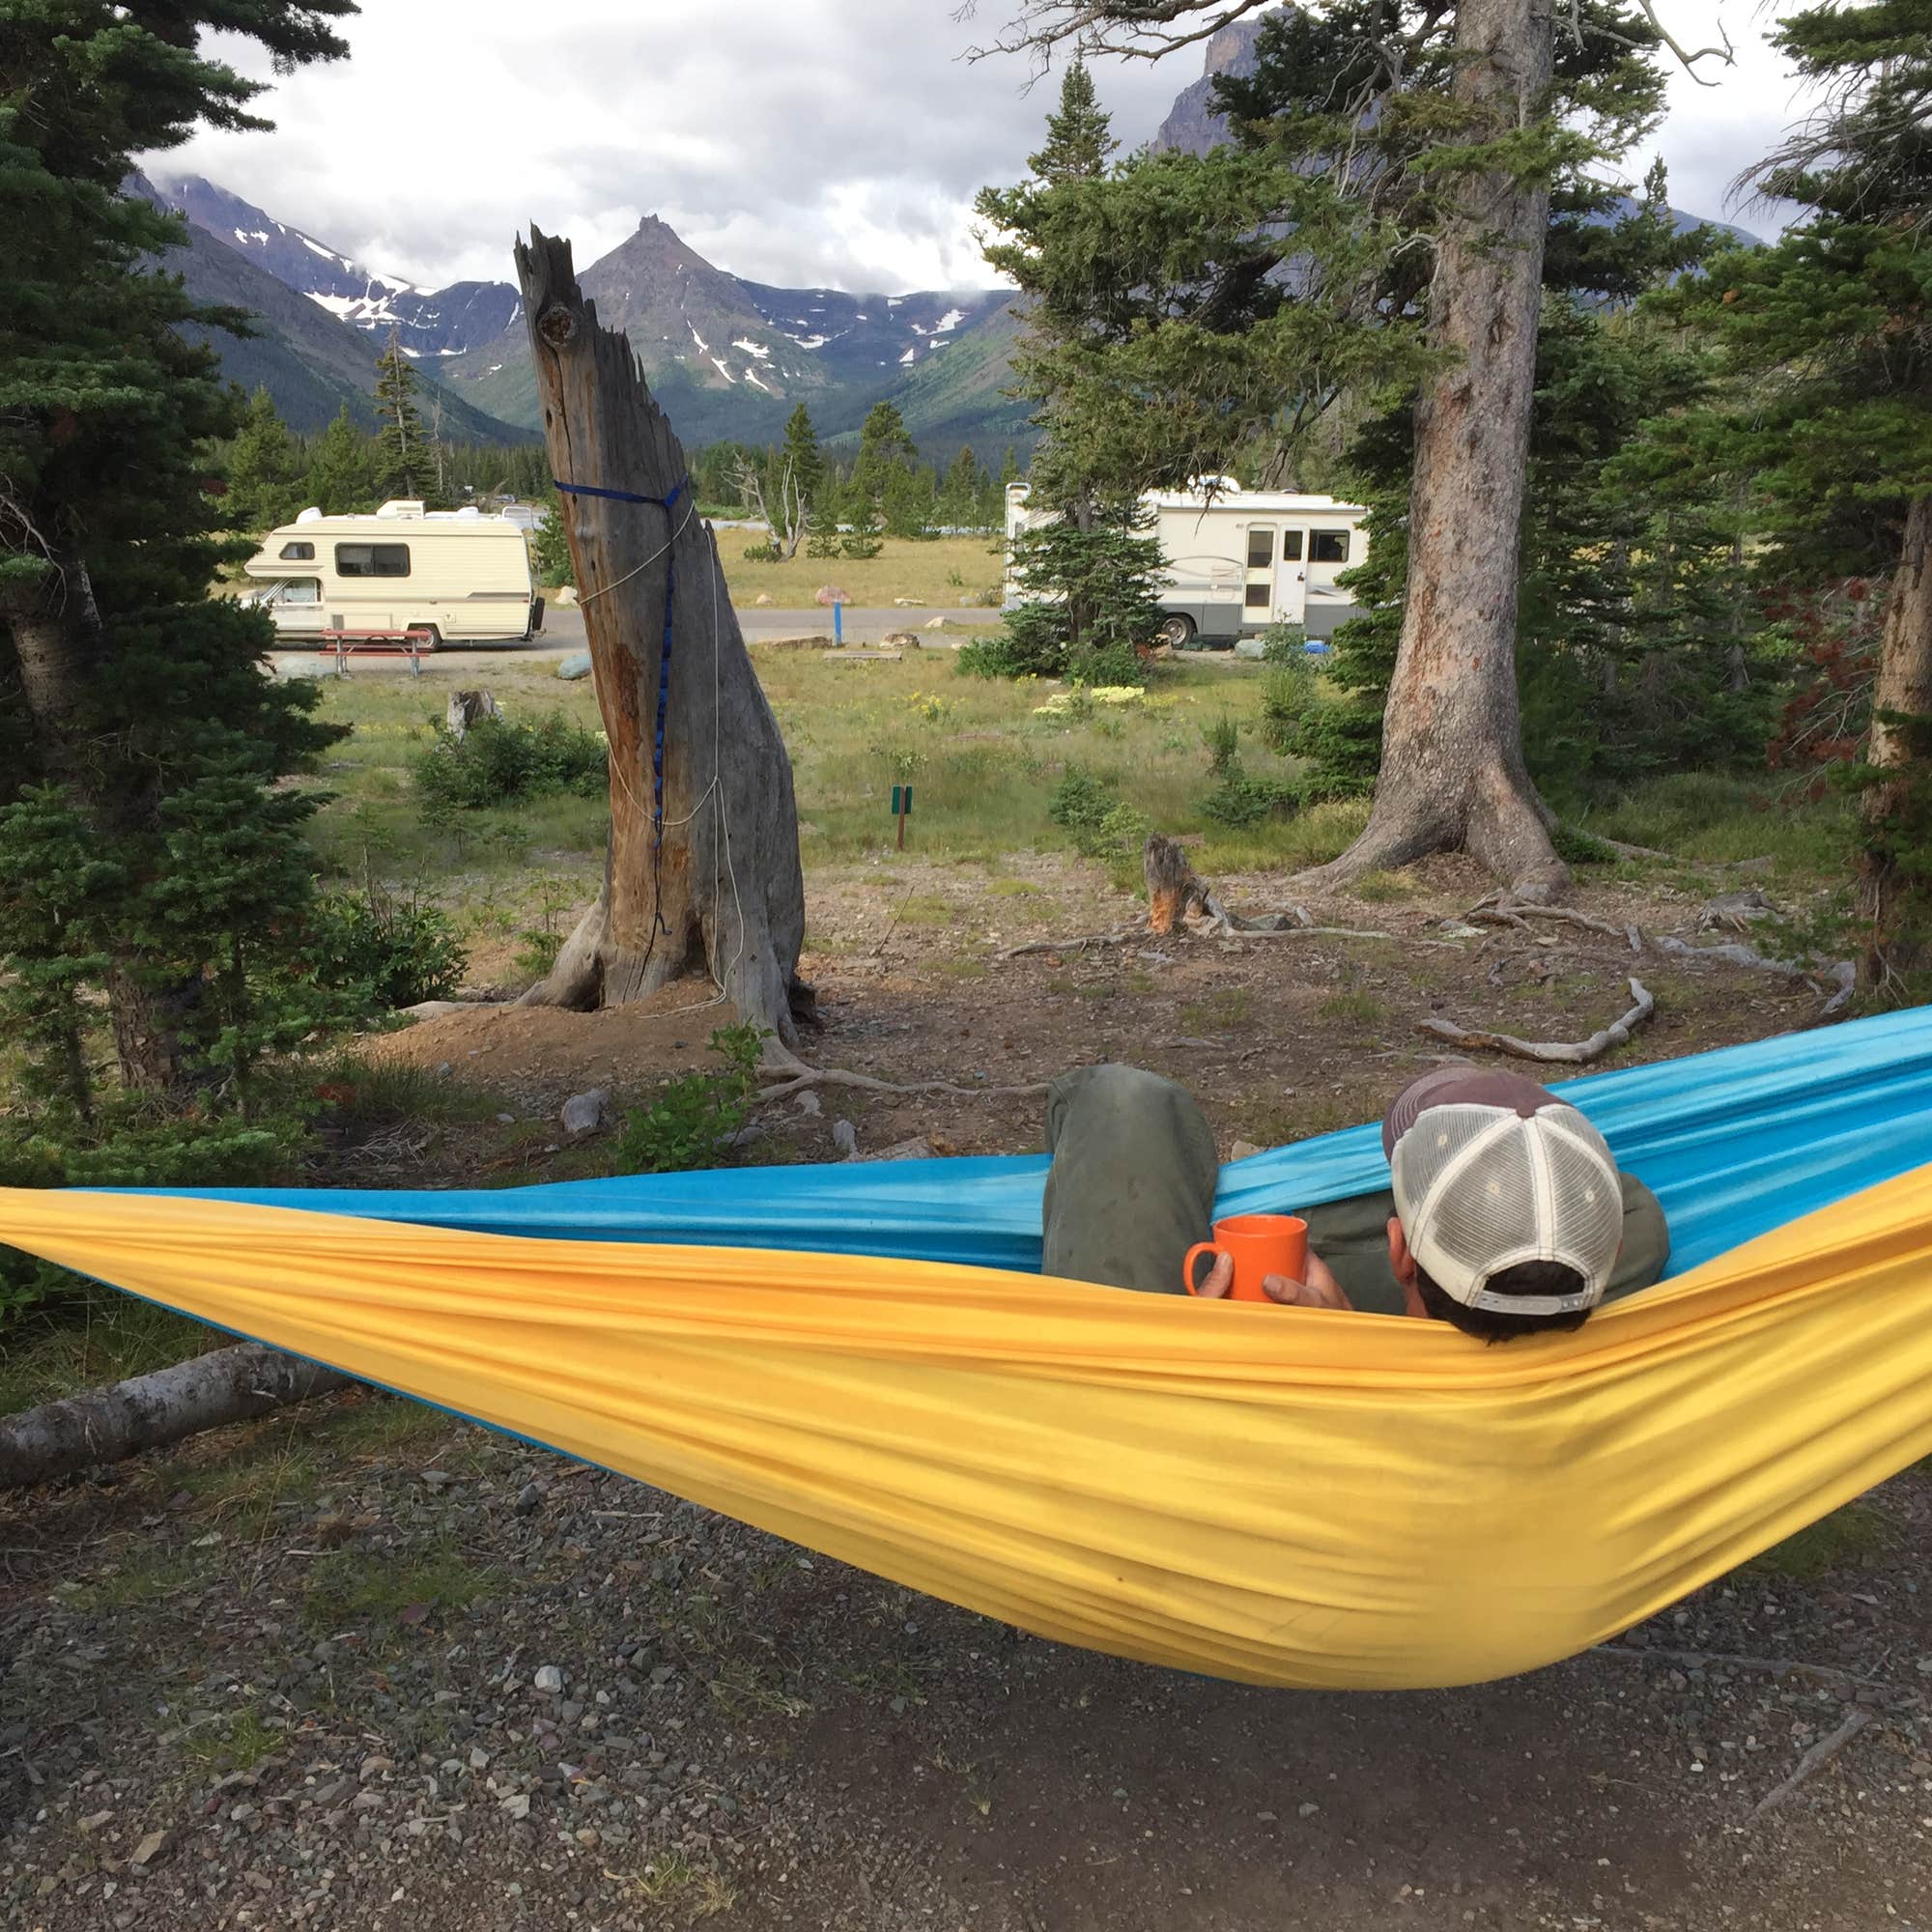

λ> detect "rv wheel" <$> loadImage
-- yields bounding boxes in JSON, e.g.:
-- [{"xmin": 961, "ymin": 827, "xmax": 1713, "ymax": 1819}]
[{"xmin": 1156, "ymin": 613, "xmax": 1196, "ymax": 650}]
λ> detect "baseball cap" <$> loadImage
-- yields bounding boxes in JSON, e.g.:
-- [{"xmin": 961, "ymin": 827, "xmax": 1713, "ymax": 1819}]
[{"xmin": 1381, "ymin": 1066, "xmax": 1622, "ymax": 1317}]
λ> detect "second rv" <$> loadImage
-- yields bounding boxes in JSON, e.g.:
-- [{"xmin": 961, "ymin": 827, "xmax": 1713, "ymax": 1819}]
[{"xmin": 1004, "ymin": 481, "xmax": 1371, "ymax": 650}]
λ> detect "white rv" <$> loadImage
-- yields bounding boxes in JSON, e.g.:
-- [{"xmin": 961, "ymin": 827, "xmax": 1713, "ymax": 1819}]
[
  {"xmin": 1004, "ymin": 481, "xmax": 1371, "ymax": 650},
  {"xmin": 242, "ymin": 500, "xmax": 543, "ymax": 645}
]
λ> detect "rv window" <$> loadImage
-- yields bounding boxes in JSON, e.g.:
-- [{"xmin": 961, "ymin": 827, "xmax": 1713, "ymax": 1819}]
[
  {"xmin": 1310, "ymin": 529, "xmax": 1350, "ymax": 563},
  {"xmin": 279, "ymin": 541, "xmax": 315, "ymax": 561},
  {"xmin": 1244, "ymin": 582, "xmax": 1271, "ymax": 610},
  {"xmin": 276, "ymin": 579, "xmax": 321, "ymax": 605},
  {"xmin": 1282, "ymin": 531, "xmax": 1304, "ymax": 562},
  {"xmin": 1245, "ymin": 528, "xmax": 1274, "ymax": 568},
  {"xmin": 335, "ymin": 542, "xmax": 412, "ymax": 579}
]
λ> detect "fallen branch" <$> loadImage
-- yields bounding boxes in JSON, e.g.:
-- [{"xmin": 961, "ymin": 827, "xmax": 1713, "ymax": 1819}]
[
  {"xmin": 1751, "ymin": 1708, "xmax": 1873, "ymax": 1819},
  {"xmin": 1213, "ymin": 925, "xmax": 1473, "ymax": 950},
  {"xmin": 1594, "ymin": 1642, "xmax": 1900, "ymax": 1699},
  {"xmin": 0, "ymin": 1345, "xmax": 354, "ymax": 1490},
  {"xmin": 1001, "ymin": 930, "xmax": 1134, "ymax": 959},
  {"xmin": 1655, "ymin": 935, "xmax": 1859, "ymax": 1012},
  {"xmin": 1417, "ymin": 978, "xmax": 1656, "ymax": 1065},
  {"xmin": 758, "ymin": 1044, "xmax": 1046, "ymax": 1105}
]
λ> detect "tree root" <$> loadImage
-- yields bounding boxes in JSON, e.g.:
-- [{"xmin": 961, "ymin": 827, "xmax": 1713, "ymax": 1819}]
[
  {"xmin": 1417, "ymin": 978, "xmax": 1656, "ymax": 1064},
  {"xmin": 1751, "ymin": 1708, "xmax": 1874, "ymax": 1819},
  {"xmin": 1593, "ymin": 1641, "xmax": 1906, "ymax": 1701},
  {"xmin": 1476, "ymin": 900, "xmax": 1855, "ymax": 1008},
  {"xmin": 758, "ymin": 1043, "xmax": 1046, "ymax": 1104}
]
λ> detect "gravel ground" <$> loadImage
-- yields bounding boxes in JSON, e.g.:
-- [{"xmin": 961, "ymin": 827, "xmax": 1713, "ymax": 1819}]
[{"xmin": 4, "ymin": 1389, "xmax": 1929, "ymax": 1932}]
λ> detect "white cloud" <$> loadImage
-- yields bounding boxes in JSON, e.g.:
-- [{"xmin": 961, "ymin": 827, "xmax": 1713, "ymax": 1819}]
[{"xmin": 143, "ymin": 0, "xmax": 1815, "ymax": 294}]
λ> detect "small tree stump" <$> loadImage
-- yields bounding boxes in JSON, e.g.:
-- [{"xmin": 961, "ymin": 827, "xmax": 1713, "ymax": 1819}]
[
  {"xmin": 1145, "ymin": 836, "xmax": 1210, "ymax": 935},
  {"xmin": 445, "ymin": 689, "xmax": 500, "ymax": 741}
]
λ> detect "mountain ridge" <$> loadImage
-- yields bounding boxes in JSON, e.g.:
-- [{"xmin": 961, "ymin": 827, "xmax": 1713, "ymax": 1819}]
[{"xmin": 132, "ymin": 175, "xmax": 531, "ymax": 440}]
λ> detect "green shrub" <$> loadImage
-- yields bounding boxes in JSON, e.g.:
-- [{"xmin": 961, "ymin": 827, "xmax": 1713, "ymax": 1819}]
[
  {"xmin": 741, "ymin": 540, "xmax": 781, "ymax": 563},
  {"xmin": 1260, "ymin": 628, "xmax": 1306, "ymax": 667},
  {"xmin": 1203, "ymin": 766, "xmax": 1297, "ymax": 828},
  {"xmin": 957, "ymin": 611, "xmax": 1066, "ymax": 680},
  {"xmin": 1069, "ymin": 640, "xmax": 1147, "ymax": 688},
  {"xmin": 411, "ymin": 714, "xmax": 608, "ymax": 818},
  {"xmin": 1046, "ymin": 766, "xmax": 1149, "ymax": 881},
  {"xmin": 1, "ymin": 1105, "xmax": 315, "ymax": 1333},
  {"xmin": 1203, "ymin": 717, "xmax": 1241, "ymax": 775},
  {"xmin": 612, "ymin": 1024, "xmax": 770, "ymax": 1175},
  {"xmin": 309, "ymin": 886, "xmax": 469, "ymax": 1009},
  {"xmin": 1048, "ymin": 765, "xmax": 1117, "ymax": 836},
  {"xmin": 1259, "ymin": 656, "xmax": 1322, "ymax": 754}
]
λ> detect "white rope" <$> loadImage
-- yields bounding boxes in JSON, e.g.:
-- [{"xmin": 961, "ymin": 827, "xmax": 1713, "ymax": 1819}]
[{"xmin": 579, "ymin": 493, "xmax": 699, "ymax": 607}]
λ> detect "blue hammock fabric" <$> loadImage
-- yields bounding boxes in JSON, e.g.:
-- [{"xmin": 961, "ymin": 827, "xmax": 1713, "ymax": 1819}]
[{"xmin": 160, "ymin": 1007, "xmax": 1932, "ymax": 1274}]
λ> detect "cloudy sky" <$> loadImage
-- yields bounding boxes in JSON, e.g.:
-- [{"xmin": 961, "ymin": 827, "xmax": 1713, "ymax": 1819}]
[{"xmin": 149, "ymin": 0, "xmax": 1817, "ymax": 297}]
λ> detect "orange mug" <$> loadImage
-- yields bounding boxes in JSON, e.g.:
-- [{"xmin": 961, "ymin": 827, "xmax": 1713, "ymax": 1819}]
[{"xmin": 1183, "ymin": 1213, "xmax": 1309, "ymax": 1303}]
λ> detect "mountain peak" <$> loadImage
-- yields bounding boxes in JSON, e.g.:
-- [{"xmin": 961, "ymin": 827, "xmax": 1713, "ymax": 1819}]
[{"xmin": 1151, "ymin": 8, "xmax": 1280, "ymax": 155}]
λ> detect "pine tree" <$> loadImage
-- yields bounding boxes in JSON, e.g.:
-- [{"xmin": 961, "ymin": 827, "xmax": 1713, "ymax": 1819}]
[
  {"xmin": 840, "ymin": 494, "xmax": 885, "ymax": 561},
  {"xmin": 781, "ymin": 404, "xmax": 827, "ymax": 519},
  {"xmin": 225, "ymin": 387, "xmax": 304, "ymax": 533},
  {"xmin": 940, "ymin": 445, "xmax": 983, "ymax": 528},
  {"xmin": 1031, "ymin": 59, "xmax": 1116, "ymax": 183},
  {"xmin": 305, "ymin": 405, "xmax": 378, "ymax": 514},
  {"xmin": 972, "ymin": 63, "xmax": 1170, "ymax": 677},
  {"xmin": 531, "ymin": 482, "xmax": 574, "ymax": 588},
  {"xmin": 848, "ymin": 400, "xmax": 918, "ymax": 527},
  {"xmin": 1651, "ymin": 0, "xmax": 1932, "ymax": 991},
  {"xmin": 373, "ymin": 329, "xmax": 427, "ymax": 501},
  {"xmin": 0, "ymin": 2, "xmax": 354, "ymax": 1099}
]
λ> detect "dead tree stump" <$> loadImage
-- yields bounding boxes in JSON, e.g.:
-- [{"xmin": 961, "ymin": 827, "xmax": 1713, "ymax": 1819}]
[
  {"xmin": 1145, "ymin": 835, "xmax": 1210, "ymax": 935},
  {"xmin": 513, "ymin": 230, "xmax": 807, "ymax": 1043},
  {"xmin": 445, "ymin": 689, "xmax": 500, "ymax": 741}
]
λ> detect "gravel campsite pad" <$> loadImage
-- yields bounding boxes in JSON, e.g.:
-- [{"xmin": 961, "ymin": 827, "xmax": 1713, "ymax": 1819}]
[
  {"xmin": 4, "ymin": 1404, "xmax": 1930, "ymax": 1932},
  {"xmin": 7, "ymin": 861, "xmax": 1931, "ymax": 1931}
]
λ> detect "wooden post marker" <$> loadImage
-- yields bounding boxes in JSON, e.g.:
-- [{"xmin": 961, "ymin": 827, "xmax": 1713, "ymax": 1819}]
[{"xmin": 891, "ymin": 783, "xmax": 913, "ymax": 850}]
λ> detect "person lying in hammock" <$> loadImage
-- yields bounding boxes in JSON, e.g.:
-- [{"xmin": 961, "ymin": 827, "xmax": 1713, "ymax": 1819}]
[{"xmin": 1039, "ymin": 1064, "xmax": 1669, "ymax": 1339}]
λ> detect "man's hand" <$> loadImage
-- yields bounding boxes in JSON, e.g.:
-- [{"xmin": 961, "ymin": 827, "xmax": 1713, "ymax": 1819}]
[{"xmin": 1197, "ymin": 1249, "xmax": 1352, "ymax": 1310}]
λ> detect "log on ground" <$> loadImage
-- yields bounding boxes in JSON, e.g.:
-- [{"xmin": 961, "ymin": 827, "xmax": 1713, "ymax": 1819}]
[{"xmin": 0, "ymin": 1344, "xmax": 353, "ymax": 1490}]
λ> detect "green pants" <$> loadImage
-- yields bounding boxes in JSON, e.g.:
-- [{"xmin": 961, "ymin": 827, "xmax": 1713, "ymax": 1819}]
[{"xmin": 1040, "ymin": 1065, "xmax": 1668, "ymax": 1314}]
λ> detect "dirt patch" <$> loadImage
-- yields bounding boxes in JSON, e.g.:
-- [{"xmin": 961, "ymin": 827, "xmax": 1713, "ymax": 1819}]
[
  {"xmin": 366, "ymin": 994, "xmax": 742, "ymax": 1119},
  {"xmin": 350, "ymin": 853, "xmax": 1830, "ymax": 1173}
]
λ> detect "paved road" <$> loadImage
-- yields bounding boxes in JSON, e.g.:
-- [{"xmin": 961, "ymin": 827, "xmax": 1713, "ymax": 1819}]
[{"xmin": 271, "ymin": 604, "xmax": 1002, "ymax": 677}]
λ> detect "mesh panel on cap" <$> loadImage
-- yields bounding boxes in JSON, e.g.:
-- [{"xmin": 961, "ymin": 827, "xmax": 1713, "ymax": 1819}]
[{"xmin": 1392, "ymin": 1102, "xmax": 1622, "ymax": 1309}]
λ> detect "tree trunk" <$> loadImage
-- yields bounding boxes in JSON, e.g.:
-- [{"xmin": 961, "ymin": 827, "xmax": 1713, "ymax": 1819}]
[
  {"xmin": 513, "ymin": 230, "xmax": 808, "ymax": 1045},
  {"xmin": 1859, "ymin": 491, "xmax": 1932, "ymax": 992},
  {"xmin": 0, "ymin": 1344, "xmax": 352, "ymax": 1490},
  {"xmin": 1297, "ymin": 0, "xmax": 1568, "ymax": 902},
  {"xmin": 0, "ymin": 554, "xmax": 196, "ymax": 1091}
]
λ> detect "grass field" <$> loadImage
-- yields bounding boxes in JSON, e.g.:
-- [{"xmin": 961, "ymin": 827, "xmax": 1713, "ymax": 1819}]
[
  {"xmin": 301, "ymin": 651, "xmax": 1369, "ymax": 904},
  {"xmin": 713, "ymin": 532, "xmax": 1006, "ymax": 610}
]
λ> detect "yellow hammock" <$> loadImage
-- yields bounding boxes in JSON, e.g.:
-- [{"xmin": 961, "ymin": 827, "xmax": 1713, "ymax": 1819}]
[{"xmin": 4, "ymin": 1169, "xmax": 1930, "ymax": 1691}]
